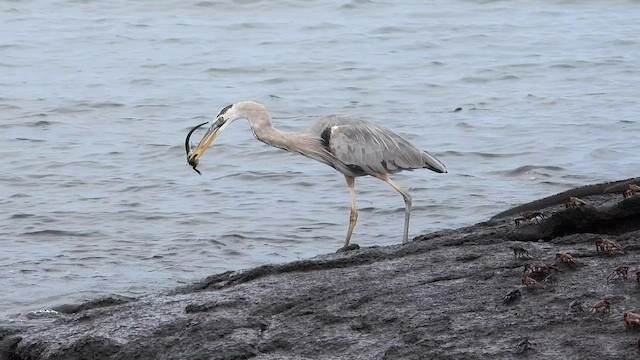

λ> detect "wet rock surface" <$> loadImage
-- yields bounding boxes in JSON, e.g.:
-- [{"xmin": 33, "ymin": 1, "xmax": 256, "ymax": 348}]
[{"xmin": 2, "ymin": 178, "xmax": 640, "ymax": 360}]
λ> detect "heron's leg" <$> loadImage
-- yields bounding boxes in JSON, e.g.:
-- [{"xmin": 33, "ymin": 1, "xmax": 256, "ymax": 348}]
[
  {"xmin": 374, "ymin": 173, "xmax": 412, "ymax": 244},
  {"xmin": 343, "ymin": 175, "xmax": 358, "ymax": 248}
]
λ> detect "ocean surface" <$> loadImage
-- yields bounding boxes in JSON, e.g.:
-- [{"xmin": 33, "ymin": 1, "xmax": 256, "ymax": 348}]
[{"xmin": 1, "ymin": 0, "xmax": 638, "ymax": 321}]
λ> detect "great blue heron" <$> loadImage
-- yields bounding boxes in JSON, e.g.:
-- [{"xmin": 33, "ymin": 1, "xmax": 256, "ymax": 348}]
[{"xmin": 186, "ymin": 101, "xmax": 447, "ymax": 250}]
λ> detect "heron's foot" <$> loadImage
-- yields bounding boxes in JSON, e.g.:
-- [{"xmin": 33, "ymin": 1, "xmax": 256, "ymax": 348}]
[{"xmin": 336, "ymin": 243, "xmax": 360, "ymax": 253}]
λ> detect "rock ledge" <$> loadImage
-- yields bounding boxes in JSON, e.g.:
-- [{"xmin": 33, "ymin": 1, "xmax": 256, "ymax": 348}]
[{"xmin": 2, "ymin": 179, "xmax": 640, "ymax": 360}]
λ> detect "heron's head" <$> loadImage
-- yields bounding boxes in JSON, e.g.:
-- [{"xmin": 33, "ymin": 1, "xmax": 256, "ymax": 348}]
[{"xmin": 186, "ymin": 103, "xmax": 236, "ymax": 168}]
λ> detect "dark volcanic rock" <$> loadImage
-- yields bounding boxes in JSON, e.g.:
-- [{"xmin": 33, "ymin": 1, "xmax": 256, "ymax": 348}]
[{"xmin": 3, "ymin": 179, "xmax": 640, "ymax": 360}]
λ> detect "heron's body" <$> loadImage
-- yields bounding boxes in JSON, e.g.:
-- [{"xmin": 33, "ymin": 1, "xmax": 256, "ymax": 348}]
[{"xmin": 186, "ymin": 101, "xmax": 447, "ymax": 250}]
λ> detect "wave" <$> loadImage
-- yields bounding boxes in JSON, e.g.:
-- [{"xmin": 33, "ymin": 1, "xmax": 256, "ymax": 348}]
[
  {"xmin": 492, "ymin": 165, "xmax": 566, "ymax": 177},
  {"xmin": 26, "ymin": 120, "xmax": 56, "ymax": 128},
  {"xmin": 15, "ymin": 137, "xmax": 46, "ymax": 143},
  {"xmin": 441, "ymin": 150, "xmax": 532, "ymax": 158},
  {"xmin": 9, "ymin": 213, "xmax": 36, "ymax": 219},
  {"xmin": 21, "ymin": 229, "xmax": 102, "ymax": 237}
]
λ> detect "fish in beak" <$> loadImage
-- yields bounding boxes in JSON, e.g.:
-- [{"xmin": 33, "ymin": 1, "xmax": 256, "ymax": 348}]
[
  {"xmin": 185, "ymin": 117, "xmax": 230, "ymax": 174},
  {"xmin": 184, "ymin": 122, "xmax": 208, "ymax": 174}
]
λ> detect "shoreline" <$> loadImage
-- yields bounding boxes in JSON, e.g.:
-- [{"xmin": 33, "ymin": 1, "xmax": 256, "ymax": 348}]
[{"xmin": 2, "ymin": 178, "xmax": 640, "ymax": 359}]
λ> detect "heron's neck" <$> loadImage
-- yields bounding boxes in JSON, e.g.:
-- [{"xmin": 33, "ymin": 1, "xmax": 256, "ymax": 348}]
[
  {"xmin": 247, "ymin": 116, "xmax": 345, "ymax": 172},
  {"xmin": 252, "ymin": 122, "xmax": 319, "ymax": 154}
]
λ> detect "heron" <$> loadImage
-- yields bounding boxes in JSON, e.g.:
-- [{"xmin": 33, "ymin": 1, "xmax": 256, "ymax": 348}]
[{"xmin": 186, "ymin": 101, "xmax": 447, "ymax": 251}]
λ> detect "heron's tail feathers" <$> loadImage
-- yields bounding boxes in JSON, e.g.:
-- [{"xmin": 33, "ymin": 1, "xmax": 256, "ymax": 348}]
[{"xmin": 422, "ymin": 151, "xmax": 447, "ymax": 173}]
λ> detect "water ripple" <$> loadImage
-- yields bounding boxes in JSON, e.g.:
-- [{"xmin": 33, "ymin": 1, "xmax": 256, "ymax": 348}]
[
  {"xmin": 492, "ymin": 165, "xmax": 567, "ymax": 177},
  {"xmin": 21, "ymin": 230, "xmax": 103, "ymax": 237}
]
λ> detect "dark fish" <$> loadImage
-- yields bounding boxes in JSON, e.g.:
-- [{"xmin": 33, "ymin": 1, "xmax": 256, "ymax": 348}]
[{"xmin": 185, "ymin": 121, "xmax": 208, "ymax": 175}]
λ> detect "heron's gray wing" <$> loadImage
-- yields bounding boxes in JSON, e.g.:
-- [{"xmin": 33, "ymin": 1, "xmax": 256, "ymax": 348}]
[{"xmin": 319, "ymin": 118, "xmax": 446, "ymax": 175}]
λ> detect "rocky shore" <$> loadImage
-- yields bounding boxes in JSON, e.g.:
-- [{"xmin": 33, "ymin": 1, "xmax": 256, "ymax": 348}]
[{"xmin": 2, "ymin": 178, "xmax": 640, "ymax": 360}]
